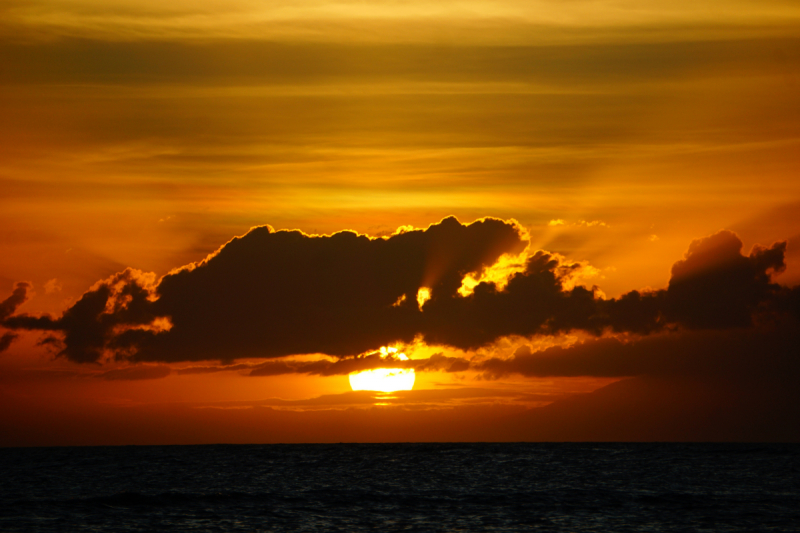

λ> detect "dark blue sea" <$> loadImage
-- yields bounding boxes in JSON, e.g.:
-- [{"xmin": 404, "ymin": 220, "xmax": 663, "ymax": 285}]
[{"xmin": 1, "ymin": 443, "xmax": 798, "ymax": 532}]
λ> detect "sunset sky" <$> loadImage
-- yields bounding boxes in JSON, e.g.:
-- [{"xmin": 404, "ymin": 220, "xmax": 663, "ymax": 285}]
[{"xmin": 1, "ymin": 0, "xmax": 799, "ymax": 445}]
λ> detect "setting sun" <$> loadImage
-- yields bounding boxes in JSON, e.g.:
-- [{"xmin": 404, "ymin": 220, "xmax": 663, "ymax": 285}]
[{"xmin": 349, "ymin": 347, "xmax": 416, "ymax": 392}]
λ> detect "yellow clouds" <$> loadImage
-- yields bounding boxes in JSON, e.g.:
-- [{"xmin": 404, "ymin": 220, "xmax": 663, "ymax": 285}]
[{"xmin": 4, "ymin": 0, "xmax": 800, "ymax": 43}]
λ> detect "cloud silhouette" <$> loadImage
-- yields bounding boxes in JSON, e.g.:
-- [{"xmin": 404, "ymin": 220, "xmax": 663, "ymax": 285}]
[
  {"xmin": 0, "ymin": 282, "xmax": 31, "ymax": 321},
  {"xmin": 3, "ymin": 270, "xmax": 160, "ymax": 363},
  {"xmin": 0, "ymin": 332, "xmax": 17, "ymax": 353},
  {"xmin": 475, "ymin": 326, "xmax": 800, "ymax": 381},
  {"xmin": 0, "ymin": 281, "xmax": 32, "ymax": 353},
  {"xmin": 664, "ymin": 230, "xmax": 786, "ymax": 328},
  {"xmin": 3, "ymin": 217, "xmax": 528, "ymax": 363},
  {"xmin": 2, "ymin": 220, "xmax": 796, "ymax": 366},
  {"xmin": 419, "ymin": 229, "xmax": 793, "ymax": 348},
  {"xmin": 601, "ymin": 230, "xmax": 790, "ymax": 333}
]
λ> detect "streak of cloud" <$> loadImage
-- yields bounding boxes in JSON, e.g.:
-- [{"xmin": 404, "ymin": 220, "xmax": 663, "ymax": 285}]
[
  {"xmin": 475, "ymin": 327, "xmax": 800, "ymax": 381},
  {"xmin": 0, "ymin": 282, "xmax": 31, "ymax": 320},
  {"xmin": 0, "ymin": 332, "xmax": 17, "ymax": 353}
]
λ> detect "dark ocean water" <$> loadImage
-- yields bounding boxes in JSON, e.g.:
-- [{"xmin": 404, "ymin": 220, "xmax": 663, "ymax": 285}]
[{"xmin": 1, "ymin": 443, "xmax": 799, "ymax": 532}]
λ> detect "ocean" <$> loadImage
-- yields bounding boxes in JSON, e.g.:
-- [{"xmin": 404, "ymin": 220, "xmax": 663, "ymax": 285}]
[{"xmin": 1, "ymin": 443, "xmax": 798, "ymax": 532}]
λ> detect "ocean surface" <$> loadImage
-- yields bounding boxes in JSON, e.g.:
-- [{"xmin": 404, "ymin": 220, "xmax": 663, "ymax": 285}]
[{"xmin": 1, "ymin": 443, "xmax": 798, "ymax": 532}]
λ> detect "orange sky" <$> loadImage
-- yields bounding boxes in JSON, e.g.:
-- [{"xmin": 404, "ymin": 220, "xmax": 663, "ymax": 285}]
[{"xmin": 1, "ymin": 0, "xmax": 799, "ymax": 445}]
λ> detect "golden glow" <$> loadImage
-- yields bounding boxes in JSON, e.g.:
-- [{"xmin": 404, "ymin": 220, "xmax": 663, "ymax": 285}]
[
  {"xmin": 416, "ymin": 287, "xmax": 431, "ymax": 309},
  {"xmin": 348, "ymin": 368, "xmax": 416, "ymax": 392},
  {"xmin": 458, "ymin": 251, "xmax": 528, "ymax": 297},
  {"xmin": 111, "ymin": 316, "xmax": 173, "ymax": 335},
  {"xmin": 349, "ymin": 346, "xmax": 415, "ymax": 392}
]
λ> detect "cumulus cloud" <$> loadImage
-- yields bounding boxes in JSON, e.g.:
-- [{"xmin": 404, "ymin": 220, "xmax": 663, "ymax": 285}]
[
  {"xmin": 3, "ymin": 217, "xmax": 527, "ymax": 363},
  {"xmin": 664, "ymin": 230, "xmax": 786, "ymax": 328},
  {"xmin": 1, "ymin": 220, "xmax": 796, "ymax": 368},
  {"xmin": 602, "ymin": 230, "xmax": 790, "ymax": 333}
]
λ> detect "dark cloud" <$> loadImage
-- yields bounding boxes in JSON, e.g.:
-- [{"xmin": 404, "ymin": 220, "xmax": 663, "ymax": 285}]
[
  {"xmin": 466, "ymin": 301, "xmax": 800, "ymax": 441},
  {"xmin": 3, "ymin": 217, "xmax": 527, "ymax": 363},
  {"xmin": 2, "ymin": 221, "xmax": 797, "ymax": 367},
  {"xmin": 247, "ymin": 353, "xmax": 410, "ymax": 377},
  {"xmin": 419, "ymin": 251, "xmax": 602, "ymax": 348},
  {"xmin": 475, "ymin": 326, "xmax": 800, "ymax": 381},
  {"xmin": 174, "ymin": 352, "xmax": 469, "ymax": 377},
  {"xmin": 411, "ymin": 353, "xmax": 471, "ymax": 373},
  {"xmin": 0, "ymin": 332, "xmax": 17, "ymax": 353},
  {"xmin": 0, "ymin": 282, "xmax": 31, "ymax": 321},
  {"xmin": 600, "ymin": 230, "xmax": 790, "ymax": 333},
  {"xmin": 4, "ymin": 270, "xmax": 159, "ymax": 363},
  {"xmin": 417, "ymin": 229, "xmax": 794, "ymax": 349},
  {"xmin": 501, "ymin": 372, "xmax": 800, "ymax": 442},
  {"xmin": 0, "ymin": 281, "xmax": 32, "ymax": 353},
  {"xmin": 246, "ymin": 351, "xmax": 475, "ymax": 377},
  {"xmin": 664, "ymin": 230, "xmax": 786, "ymax": 329}
]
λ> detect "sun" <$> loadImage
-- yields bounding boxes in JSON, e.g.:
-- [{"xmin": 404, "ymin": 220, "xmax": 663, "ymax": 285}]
[{"xmin": 349, "ymin": 347, "xmax": 415, "ymax": 392}]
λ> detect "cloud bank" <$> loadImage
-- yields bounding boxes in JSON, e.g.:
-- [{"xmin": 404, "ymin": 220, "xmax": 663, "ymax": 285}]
[{"xmin": 2, "ymin": 218, "xmax": 797, "ymax": 367}]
